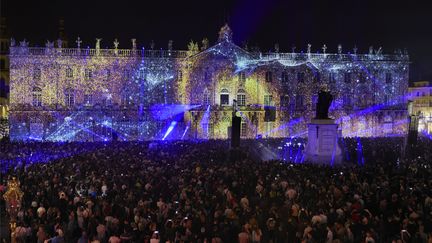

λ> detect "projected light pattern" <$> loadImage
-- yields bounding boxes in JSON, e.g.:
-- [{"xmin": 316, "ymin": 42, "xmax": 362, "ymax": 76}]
[
  {"xmin": 162, "ymin": 121, "xmax": 177, "ymax": 140},
  {"xmin": 9, "ymin": 25, "xmax": 409, "ymax": 141}
]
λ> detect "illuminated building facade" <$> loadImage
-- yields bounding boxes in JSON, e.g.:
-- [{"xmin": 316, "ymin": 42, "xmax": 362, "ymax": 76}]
[
  {"xmin": 9, "ymin": 25, "xmax": 410, "ymax": 141},
  {"xmin": 407, "ymin": 81, "xmax": 432, "ymax": 134},
  {"xmin": 0, "ymin": 17, "xmax": 10, "ymax": 138}
]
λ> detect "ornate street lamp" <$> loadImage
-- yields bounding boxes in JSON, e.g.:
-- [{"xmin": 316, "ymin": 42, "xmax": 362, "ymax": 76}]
[{"xmin": 3, "ymin": 177, "xmax": 24, "ymax": 243}]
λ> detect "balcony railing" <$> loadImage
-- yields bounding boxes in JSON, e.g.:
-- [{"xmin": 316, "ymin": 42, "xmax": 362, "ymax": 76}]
[
  {"xmin": 10, "ymin": 47, "xmax": 409, "ymax": 62},
  {"xmin": 10, "ymin": 47, "xmax": 189, "ymax": 58}
]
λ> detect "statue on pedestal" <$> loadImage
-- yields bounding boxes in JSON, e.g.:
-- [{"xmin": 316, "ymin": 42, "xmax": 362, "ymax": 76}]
[
  {"xmin": 96, "ymin": 38, "xmax": 102, "ymax": 50},
  {"xmin": 113, "ymin": 39, "xmax": 119, "ymax": 49},
  {"xmin": 316, "ymin": 89, "xmax": 333, "ymax": 119},
  {"xmin": 131, "ymin": 38, "xmax": 137, "ymax": 50},
  {"xmin": 306, "ymin": 89, "xmax": 342, "ymax": 164},
  {"xmin": 76, "ymin": 37, "xmax": 82, "ymax": 49}
]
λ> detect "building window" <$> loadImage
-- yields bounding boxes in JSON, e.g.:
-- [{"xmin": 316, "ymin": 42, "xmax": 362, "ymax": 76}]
[
  {"xmin": 329, "ymin": 72, "xmax": 336, "ymax": 83},
  {"xmin": 204, "ymin": 69, "xmax": 210, "ymax": 81},
  {"xmin": 32, "ymin": 87, "xmax": 42, "ymax": 106},
  {"xmin": 344, "ymin": 73, "xmax": 351, "ymax": 83},
  {"xmin": 177, "ymin": 70, "xmax": 183, "ymax": 81},
  {"xmin": 203, "ymin": 123, "xmax": 214, "ymax": 139},
  {"xmin": 312, "ymin": 95, "xmax": 318, "ymax": 109},
  {"xmin": 295, "ymin": 95, "xmax": 304, "ymax": 108},
  {"xmin": 33, "ymin": 67, "xmax": 41, "ymax": 80},
  {"xmin": 314, "ymin": 72, "xmax": 320, "ymax": 83},
  {"xmin": 106, "ymin": 69, "xmax": 111, "ymax": 80},
  {"xmin": 66, "ymin": 67, "xmax": 73, "ymax": 78},
  {"xmin": 265, "ymin": 71, "xmax": 273, "ymax": 82},
  {"xmin": 84, "ymin": 68, "xmax": 93, "ymax": 80},
  {"xmin": 139, "ymin": 69, "xmax": 145, "ymax": 79},
  {"xmin": 239, "ymin": 72, "xmax": 246, "ymax": 82},
  {"xmin": 297, "ymin": 72, "xmax": 305, "ymax": 83},
  {"xmin": 264, "ymin": 95, "xmax": 273, "ymax": 107},
  {"xmin": 121, "ymin": 93, "xmax": 130, "ymax": 106},
  {"xmin": 343, "ymin": 95, "xmax": 351, "ymax": 107},
  {"xmin": 203, "ymin": 90, "xmax": 211, "ymax": 105},
  {"xmin": 280, "ymin": 95, "xmax": 289, "ymax": 107},
  {"xmin": 386, "ymin": 73, "xmax": 392, "ymax": 84},
  {"xmin": 237, "ymin": 89, "xmax": 246, "ymax": 106},
  {"xmin": 281, "ymin": 72, "xmax": 289, "ymax": 85},
  {"xmin": 220, "ymin": 88, "xmax": 229, "ymax": 106},
  {"xmin": 237, "ymin": 94, "xmax": 246, "ymax": 106},
  {"xmin": 241, "ymin": 122, "xmax": 247, "ymax": 137},
  {"xmin": 84, "ymin": 94, "xmax": 92, "ymax": 105},
  {"xmin": 359, "ymin": 73, "xmax": 366, "ymax": 83},
  {"xmin": 65, "ymin": 89, "xmax": 75, "ymax": 107},
  {"xmin": 123, "ymin": 69, "xmax": 131, "ymax": 79},
  {"xmin": 264, "ymin": 122, "xmax": 273, "ymax": 137}
]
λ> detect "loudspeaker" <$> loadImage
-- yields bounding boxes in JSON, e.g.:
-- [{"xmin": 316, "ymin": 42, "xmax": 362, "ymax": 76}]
[{"xmin": 231, "ymin": 114, "xmax": 241, "ymax": 148}]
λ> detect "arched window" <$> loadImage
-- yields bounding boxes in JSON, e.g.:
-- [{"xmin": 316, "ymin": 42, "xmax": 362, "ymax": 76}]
[
  {"xmin": 237, "ymin": 89, "xmax": 246, "ymax": 106},
  {"xmin": 66, "ymin": 67, "xmax": 73, "ymax": 78},
  {"xmin": 32, "ymin": 87, "xmax": 42, "ymax": 106},
  {"xmin": 265, "ymin": 71, "xmax": 273, "ymax": 82},
  {"xmin": 220, "ymin": 88, "xmax": 229, "ymax": 106},
  {"xmin": 65, "ymin": 88, "xmax": 75, "ymax": 107}
]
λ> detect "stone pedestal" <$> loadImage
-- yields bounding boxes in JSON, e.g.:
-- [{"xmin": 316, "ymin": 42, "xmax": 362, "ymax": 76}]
[{"xmin": 305, "ymin": 119, "xmax": 342, "ymax": 165}]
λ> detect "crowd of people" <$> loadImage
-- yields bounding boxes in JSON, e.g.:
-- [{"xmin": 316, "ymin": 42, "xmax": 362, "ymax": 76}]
[{"xmin": 0, "ymin": 137, "xmax": 431, "ymax": 243}]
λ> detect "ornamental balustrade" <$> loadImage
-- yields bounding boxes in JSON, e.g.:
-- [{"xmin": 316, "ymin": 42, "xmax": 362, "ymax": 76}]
[{"xmin": 9, "ymin": 47, "xmax": 409, "ymax": 62}]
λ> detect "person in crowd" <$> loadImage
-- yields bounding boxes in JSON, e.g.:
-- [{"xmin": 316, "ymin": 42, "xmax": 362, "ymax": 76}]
[{"xmin": 0, "ymin": 136, "xmax": 430, "ymax": 242}]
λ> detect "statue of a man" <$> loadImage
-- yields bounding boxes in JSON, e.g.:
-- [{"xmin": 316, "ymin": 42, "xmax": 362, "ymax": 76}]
[
  {"xmin": 316, "ymin": 89, "xmax": 333, "ymax": 119},
  {"xmin": 96, "ymin": 38, "xmax": 102, "ymax": 50},
  {"xmin": 57, "ymin": 39, "xmax": 63, "ymax": 48},
  {"xmin": 114, "ymin": 39, "xmax": 119, "ymax": 49}
]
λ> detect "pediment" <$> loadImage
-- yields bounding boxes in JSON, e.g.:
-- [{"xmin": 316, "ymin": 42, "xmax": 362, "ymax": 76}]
[{"xmin": 187, "ymin": 40, "xmax": 253, "ymax": 64}]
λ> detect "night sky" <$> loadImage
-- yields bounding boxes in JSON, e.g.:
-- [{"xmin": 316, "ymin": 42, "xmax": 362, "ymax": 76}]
[{"xmin": 2, "ymin": 0, "xmax": 432, "ymax": 81}]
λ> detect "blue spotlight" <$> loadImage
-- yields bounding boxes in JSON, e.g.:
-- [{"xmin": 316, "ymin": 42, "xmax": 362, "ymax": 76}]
[
  {"xmin": 162, "ymin": 121, "xmax": 177, "ymax": 140},
  {"xmin": 151, "ymin": 104, "xmax": 201, "ymax": 120},
  {"xmin": 181, "ymin": 124, "xmax": 190, "ymax": 140}
]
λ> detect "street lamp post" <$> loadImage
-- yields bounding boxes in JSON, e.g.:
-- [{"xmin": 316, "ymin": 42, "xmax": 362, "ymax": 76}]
[{"xmin": 3, "ymin": 177, "xmax": 24, "ymax": 243}]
